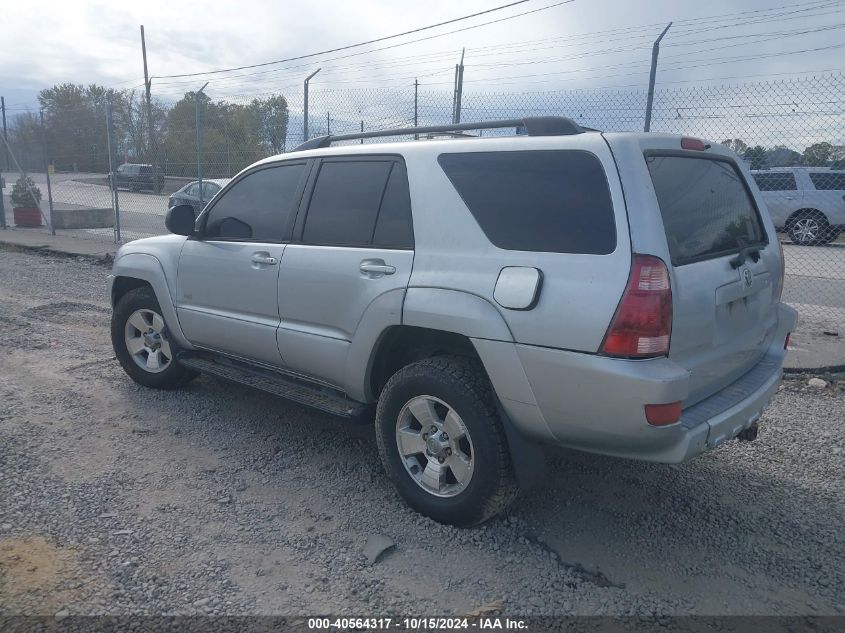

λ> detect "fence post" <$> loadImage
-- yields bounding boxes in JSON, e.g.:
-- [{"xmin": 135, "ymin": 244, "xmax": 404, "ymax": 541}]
[
  {"xmin": 0, "ymin": 155, "xmax": 5, "ymax": 229},
  {"xmin": 1, "ymin": 96, "xmax": 8, "ymax": 171},
  {"xmin": 106, "ymin": 104, "xmax": 121, "ymax": 243},
  {"xmin": 39, "ymin": 110, "xmax": 55, "ymax": 236},
  {"xmin": 644, "ymin": 22, "xmax": 672, "ymax": 133},
  {"xmin": 303, "ymin": 68, "xmax": 321, "ymax": 142},
  {"xmin": 195, "ymin": 82, "xmax": 208, "ymax": 205},
  {"xmin": 414, "ymin": 79, "xmax": 419, "ymax": 140}
]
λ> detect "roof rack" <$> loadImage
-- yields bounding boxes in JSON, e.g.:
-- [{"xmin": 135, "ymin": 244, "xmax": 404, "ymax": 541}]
[{"xmin": 292, "ymin": 116, "xmax": 584, "ymax": 152}]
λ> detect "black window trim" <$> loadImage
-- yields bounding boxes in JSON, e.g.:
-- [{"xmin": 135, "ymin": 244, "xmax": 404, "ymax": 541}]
[
  {"xmin": 809, "ymin": 171, "xmax": 845, "ymax": 191},
  {"xmin": 194, "ymin": 159, "xmax": 313, "ymax": 244},
  {"xmin": 753, "ymin": 171, "xmax": 798, "ymax": 192},
  {"xmin": 437, "ymin": 148, "xmax": 618, "ymax": 255},
  {"xmin": 644, "ymin": 150, "xmax": 769, "ymax": 267},
  {"xmin": 291, "ymin": 153, "xmax": 415, "ymax": 251}
]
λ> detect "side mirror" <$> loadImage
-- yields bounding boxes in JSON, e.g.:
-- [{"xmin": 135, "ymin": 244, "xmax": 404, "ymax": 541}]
[{"xmin": 165, "ymin": 204, "xmax": 196, "ymax": 236}]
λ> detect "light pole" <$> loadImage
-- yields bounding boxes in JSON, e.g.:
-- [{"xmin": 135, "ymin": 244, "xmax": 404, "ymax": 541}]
[
  {"xmin": 303, "ymin": 68, "xmax": 321, "ymax": 141},
  {"xmin": 195, "ymin": 82, "xmax": 209, "ymax": 204}
]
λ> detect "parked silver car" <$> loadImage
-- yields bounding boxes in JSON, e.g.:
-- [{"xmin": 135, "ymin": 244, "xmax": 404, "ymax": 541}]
[
  {"xmin": 108, "ymin": 118, "xmax": 796, "ymax": 526},
  {"xmin": 751, "ymin": 167, "xmax": 845, "ymax": 245}
]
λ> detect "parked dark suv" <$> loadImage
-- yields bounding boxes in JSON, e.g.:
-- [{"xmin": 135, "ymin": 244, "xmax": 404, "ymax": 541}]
[{"xmin": 110, "ymin": 164, "xmax": 164, "ymax": 193}]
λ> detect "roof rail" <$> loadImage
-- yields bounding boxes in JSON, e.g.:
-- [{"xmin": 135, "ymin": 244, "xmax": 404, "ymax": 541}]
[{"xmin": 292, "ymin": 116, "xmax": 584, "ymax": 152}]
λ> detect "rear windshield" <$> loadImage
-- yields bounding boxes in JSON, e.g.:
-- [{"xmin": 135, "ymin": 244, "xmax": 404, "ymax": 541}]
[
  {"xmin": 438, "ymin": 150, "xmax": 616, "ymax": 254},
  {"xmin": 646, "ymin": 155, "xmax": 765, "ymax": 266}
]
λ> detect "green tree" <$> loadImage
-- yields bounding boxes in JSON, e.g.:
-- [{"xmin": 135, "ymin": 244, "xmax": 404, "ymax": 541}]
[
  {"xmin": 802, "ymin": 142, "xmax": 833, "ymax": 167},
  {"xmin": 744, "ymin": 145, "xmax": 767, "ymax": 170},
  {"xmin": 250, "ymin": 95, "xmax": 290, "ymax": 155},
  {"xmin": 38, "ymin": 83, "xmax": 123, "ymax": 172}
]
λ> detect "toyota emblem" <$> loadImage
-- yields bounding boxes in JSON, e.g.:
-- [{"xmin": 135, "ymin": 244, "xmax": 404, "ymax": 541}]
[{"xmin": 743, "ymin": 268, "xmax": 753, "ymax": 287}]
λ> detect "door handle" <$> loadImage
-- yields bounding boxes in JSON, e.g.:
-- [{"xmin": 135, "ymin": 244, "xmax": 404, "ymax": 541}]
[
  {"xmin": 360, "ymin": 260, "xmax": 396, "ymax": 277},
  {"xmin": 251, "ymin": 252, "xmax": 278, "ymax": 266}
]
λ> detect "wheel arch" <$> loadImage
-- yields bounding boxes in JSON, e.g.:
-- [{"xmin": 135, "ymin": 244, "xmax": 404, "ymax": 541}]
[
  {"xmin": 785, "ymin": 208, "xmax": 828, "ymax": 227},
  {"xmin": 110, "ymin": 253, "xmax": 192, "ymax": 349}
]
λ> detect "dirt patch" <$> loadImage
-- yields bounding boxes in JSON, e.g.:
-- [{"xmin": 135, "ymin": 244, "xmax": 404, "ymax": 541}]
[
  {"xmin": 22, "ymin": 301, "xmax": 110, "ymax": 327},
  {"xmin": 0, "ymin": 537, "xmax": 91, "ymax": 614}
]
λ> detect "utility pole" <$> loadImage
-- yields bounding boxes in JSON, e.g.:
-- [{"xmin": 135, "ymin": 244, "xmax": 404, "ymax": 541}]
[
  {"xmin": 455, "ymin": 48, "xmax": 465, "ymax": 124},
  {"xmin": 360, "ymin": 120, "xmax": 364, "ymax": 144},
  {"xmin": 644, "ymin": 22, "xmax": 672, "ymax": 133},
  {"xmin": 1, "ymin": 96, "xmax": 8, "ymax": 171},
  {"xmin": 140, "ymin": 26, "xmax": 155, "ymax": 157},
  {"xmin": 414, "ymin": 79, "xmax": 419, "ymax": 139},
  {"xmin": 195, "ymin": 82, "xmax": 209, "ymax": 205},
  {"xmin": 303, "ymin": 68, "xmax": 321, "ymax": 141}
]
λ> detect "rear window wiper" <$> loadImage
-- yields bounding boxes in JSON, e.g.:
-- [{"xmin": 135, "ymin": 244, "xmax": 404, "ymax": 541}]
[{"xmin": 729, "ymin": 245, "xmax": 762, "ymax": 269}]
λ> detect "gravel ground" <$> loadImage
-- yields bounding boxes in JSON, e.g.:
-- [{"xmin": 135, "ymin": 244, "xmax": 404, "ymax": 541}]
[{"xmin": 0, "ymin": 245, "xmax": 843, "ymax": 618}]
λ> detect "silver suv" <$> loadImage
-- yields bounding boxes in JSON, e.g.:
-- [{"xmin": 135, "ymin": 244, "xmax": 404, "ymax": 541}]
[
  {"xmin": 751, "ymin": 167, "xmax": 845, "ymax": 245},
  {"xmin": 109, "ymin": 117, "xmax": 797, "ymax": 527}
]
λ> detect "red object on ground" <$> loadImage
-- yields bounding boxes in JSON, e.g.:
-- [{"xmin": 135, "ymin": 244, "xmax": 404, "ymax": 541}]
[{"xmin": 13, "ymin": 207, "xmax": 43, "ymax": 227}]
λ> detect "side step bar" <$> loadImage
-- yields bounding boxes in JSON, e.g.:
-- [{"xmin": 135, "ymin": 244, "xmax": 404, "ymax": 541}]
[{"xmin": 177, "ymin": 353, "xmax": 369, "ymax": 419}]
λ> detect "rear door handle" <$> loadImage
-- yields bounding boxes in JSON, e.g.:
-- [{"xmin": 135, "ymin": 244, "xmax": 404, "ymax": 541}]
[
  {"xmin": 360, "ymin": 260, "xmax": 396, "ymax": 277},
  {"xmin": 251, "ymin": 252, "xmax": 278, "ymax": 266}
]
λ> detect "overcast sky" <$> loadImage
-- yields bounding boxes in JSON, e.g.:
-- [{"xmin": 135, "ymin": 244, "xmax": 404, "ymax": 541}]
[{"xmin": 1, "ymin": 0, "xmax": 843, "ymax": 112}]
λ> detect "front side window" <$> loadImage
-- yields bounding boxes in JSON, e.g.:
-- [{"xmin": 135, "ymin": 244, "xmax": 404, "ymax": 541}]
[
  {"xmin": 753, "ymin": 172, "xmax": 797, "ymax": 191},
  {"xmin": 809, "ymin": 172, "xmax": 845, "ymax": 191},
  {"xmin": 203, "ymin": 163, "xmax": 305, "ymax": 241},
  {"xmin": 647, "ymin": 155, "xmax": 765, "ymax": 266},
  {"xmin": 437, "ymin": 150, "xmax": 616, "ymax": 254},
  {"xmin": 302, "ymin": 161, "xmax": 394, "ymax": 246}
]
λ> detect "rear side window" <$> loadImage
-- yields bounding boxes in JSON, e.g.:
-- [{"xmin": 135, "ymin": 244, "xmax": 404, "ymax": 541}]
[
  {"xmin": 437, "ymin": 150, "xmax": 616, "ymax": 254},
  {"xmin": 303, "ymin": 160, "xmax": 413, "ymax": 247},
  {"xmin": 809, "ymin": 172, "xmax": 845, "ymax": 190},
  {"xmin": 204, "ymin": 163, "xmax": 305, "ymax": 241},
  {"xmin": 646, "ymin": 155, "xmax": 765, "ymax": 266},
  {"xmin": 753, "ymin": 172, "xmax": 797, "ymax": 191}
]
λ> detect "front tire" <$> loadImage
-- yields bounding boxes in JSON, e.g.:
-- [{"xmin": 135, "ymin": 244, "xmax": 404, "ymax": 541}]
[
  {"xmin": 375, "ymin": 356, "xmax": 518, "ymax": 527},
  {"xmin": 111, "ymin": 287, "xmax": 197, "ymax": 389}
]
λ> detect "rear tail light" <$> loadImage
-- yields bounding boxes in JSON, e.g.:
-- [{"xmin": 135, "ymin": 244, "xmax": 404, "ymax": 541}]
[
  {"xmin": 600, "ymin": 255, "xmax": 672, "ymax": 358},
  {"xmin": 645, "ymin": 402, "xmax": 682, "ymax": 426}
]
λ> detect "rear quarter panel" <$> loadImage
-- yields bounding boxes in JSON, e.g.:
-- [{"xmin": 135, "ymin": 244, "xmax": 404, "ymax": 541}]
[{"xmin": 402, "ymin": 135, "xmax": 631, "ymax": 353}]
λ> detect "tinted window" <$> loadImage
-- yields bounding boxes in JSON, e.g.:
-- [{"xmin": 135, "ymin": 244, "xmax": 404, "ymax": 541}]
[
  {"xmin": 647, "ymin": 155, "xmax": 765, "ymax": 266},
  {"xmin": 809, "ymin": 172, "xmax": 845, "ymax": 190},
  {"xmin": 372, "ymin": 164, "xmax": 414, "ymax": 248},
  {"xmin": 753, "ymin": 172, "xmax": 797, "ymax": 191},
  {"xmin": 437, "ymin": 150, "xmax": 616, "ymax": 254},
  {"xmin": 303, "ymin": 161, "xmax": 393, "ymax": 245},
  {"xmin": 202, "ymin": 182, "xmax": 220, "ymax": 197},
  {"xmin": 204, "ymin": 164, "xmax": 305, "ymax": 241}
]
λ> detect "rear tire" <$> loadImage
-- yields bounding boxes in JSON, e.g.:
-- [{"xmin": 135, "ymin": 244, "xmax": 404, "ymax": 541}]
[
  {"xmin": 375, "ymin": 356, "xmax": 518, "ymax": 527},
  {"xmin": 787, "ymin": 211, "xmax": 834, "ymax": 245},
  {"xmin": 111, "ymin": 287, "xmax": 197, "ymax": 389}
]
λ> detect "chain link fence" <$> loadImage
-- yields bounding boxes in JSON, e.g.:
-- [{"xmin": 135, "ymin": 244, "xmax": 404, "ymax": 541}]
[{"xmin": 2, "ymin": 73, "xmax": 844, "ymax": 335}]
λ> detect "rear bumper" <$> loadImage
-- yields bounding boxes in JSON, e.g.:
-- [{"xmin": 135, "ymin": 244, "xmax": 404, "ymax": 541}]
[{"xmin": 477, "ymin": 303, "xmax": 798, "ymax": 464}]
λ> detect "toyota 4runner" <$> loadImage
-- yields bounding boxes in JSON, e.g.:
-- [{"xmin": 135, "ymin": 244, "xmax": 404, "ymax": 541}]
[{"xmin": 109, "ymin": 117, "xmax": 797, "ymax": 527}]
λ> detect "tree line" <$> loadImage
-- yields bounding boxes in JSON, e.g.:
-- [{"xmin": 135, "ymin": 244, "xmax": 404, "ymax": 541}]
[
  {"xmin": 721, "ymin": 139, "xmax": 845, "ymax": 170},
  {"xmin": 5, "ymin": 83, "xmax": 290, "ymax": 177}
]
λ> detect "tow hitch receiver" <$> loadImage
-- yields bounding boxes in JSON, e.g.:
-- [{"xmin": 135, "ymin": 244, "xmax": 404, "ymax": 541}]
[{"xmin": 737, "ymin": 421, "xmax": 759, "ymax": 442}]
